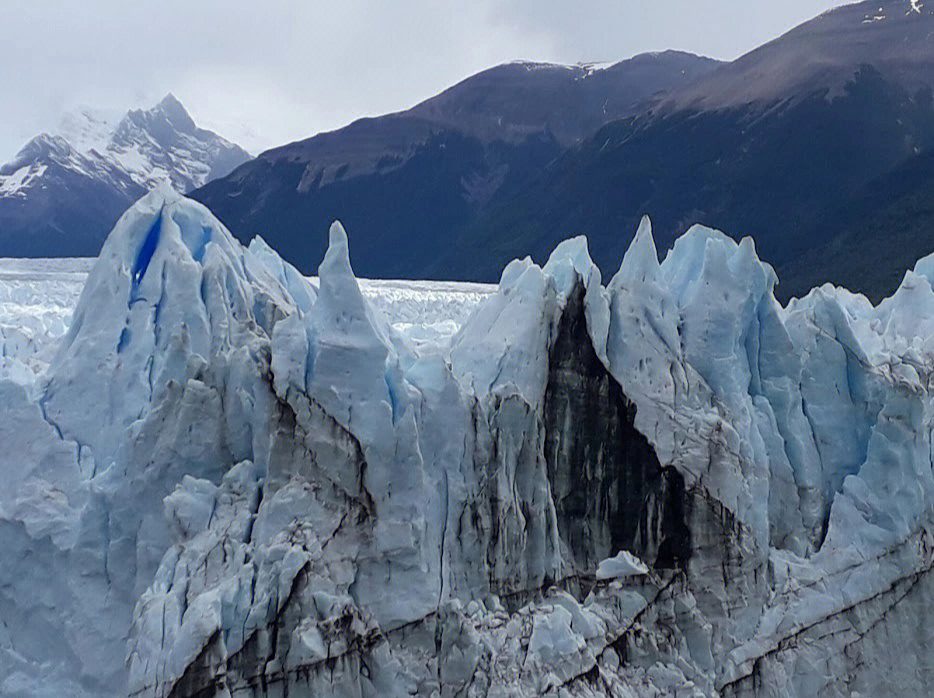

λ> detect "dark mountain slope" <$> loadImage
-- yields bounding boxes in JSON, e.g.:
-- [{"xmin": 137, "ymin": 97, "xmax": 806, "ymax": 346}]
[
  {"xmin": 191, "ymin": 52, "xmax": 722, "ymax": 276},
  {"xmin": 202, "ymin": 131, "xmax": 562, "ymax": 279},
  {"xmin": 411, "ymin": 52, "xmax": 723, "ymax": 146},
  {"xmin": 663, "ymin": 0, "xmax": 934, "ymax": 111},
  {"xmin": 779, "ymin": 147, "xmax": 934, "ymax": 302},
  {"xmin": 442, "ymin": 0, "xmax": 934, "ymax": 295},
  {"xmin": 445, "ymin": 65, "xmax": 934, "ymax": 285},
  {"xmin": 196, "ymin": 1, "xmax": 934, "ymax": 296}
]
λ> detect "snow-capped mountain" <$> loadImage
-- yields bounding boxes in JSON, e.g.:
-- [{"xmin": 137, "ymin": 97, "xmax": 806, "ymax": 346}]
[
  {"xmin": 5, "ymin": 94, "xmax": 251, "ymax": 195},
  {"xmin": 0, "ymin": 95, "xmax": 251, "ymax": 258},
  {"xmin": 3, "ymin": 189, "xmax": 934, "ymax": 696}
]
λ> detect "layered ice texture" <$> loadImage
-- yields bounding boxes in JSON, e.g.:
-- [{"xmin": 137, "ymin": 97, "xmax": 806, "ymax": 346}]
[{"xmin": 2, "ymin": 188, "xmax": 934, "ymax": 697}]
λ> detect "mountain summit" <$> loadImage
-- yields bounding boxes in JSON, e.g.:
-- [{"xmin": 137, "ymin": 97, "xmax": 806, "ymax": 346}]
[
  {"xmin": 0, "ymin": 95, "xmax": 252, "ymax": 257},
  {"xmin": 662, "ymin": 0, "xmax": 934, "ymax": 112},
  {"xmin": 434, "ymin": 0, "xmax": 934, "ymax": 300}
]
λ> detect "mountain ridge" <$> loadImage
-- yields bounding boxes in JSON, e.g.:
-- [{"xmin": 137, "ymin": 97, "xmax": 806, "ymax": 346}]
[
  {"xmin": 0, "ymin": 95, "xmax": 251, "ymax": 257},
  {"xmin": 10, "ymin": 0, "xmax": 934, "ymax": 303},
  {"xmin": 191, "ymin": 50, "xmax": 723, "ymax": 278},
  {"xmin": 193, "ymin": 1, "xmax": 934, "ymax": 299},
  {"xmin": 658, "ymin": 0, "xmax": 934, "ymax": 113},
  {"xmin": 435, "ymin": 0, "xmax": 934, "ymax": 301}
]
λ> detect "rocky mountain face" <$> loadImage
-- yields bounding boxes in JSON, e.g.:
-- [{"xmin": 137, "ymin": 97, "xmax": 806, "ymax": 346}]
[
  {"xmin": 4, "ymin": 190, "xmax": 934, "ymax": 697},
  {"xmin": 0, "ymin": 95, "xmax": 251, "ymax": 258},
  {"xmin": 447, "ymin": 0, "xmax": 934, "ymax": 302},
  {"xmin": 779, "ymin": 146, "xmax": 934, "ymax": 299},
  {"xmin": 196, "ymin": 1, "xmax": 934, "ymax": 302},
  {"xmin": 660, "ymin": 0, "xmax": 934, "ymax": 112},
  {"xmin": 190, "ymin": 51, "xmax": 722, "ymax": 279}
]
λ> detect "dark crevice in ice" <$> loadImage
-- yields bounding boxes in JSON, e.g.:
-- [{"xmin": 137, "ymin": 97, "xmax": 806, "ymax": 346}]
[
  {"xmin": 164, "ymin": 629, "xmax": 225, "ymax": 698},
  {"xmin": 543, "ymin": 279, "xmax": 691, "ymax": 572},
  {"xmin": 117, "ymin": 327, "xmax": 130, "ymax": 353}
]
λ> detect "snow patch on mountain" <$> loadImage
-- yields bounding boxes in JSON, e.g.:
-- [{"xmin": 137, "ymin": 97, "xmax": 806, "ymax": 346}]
[
  {"xmin": 0, "ymin": 164, "xmax": 45, "ymax": 198},
  {"xmin": 56, "ymin": 107, "xmax": 123, "ymax": 154}
]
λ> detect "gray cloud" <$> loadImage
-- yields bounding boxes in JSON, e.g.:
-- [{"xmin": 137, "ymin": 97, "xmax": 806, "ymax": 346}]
[{"xmin": 0, "ymin": 0, "xmax": 851, "ymax": 161}]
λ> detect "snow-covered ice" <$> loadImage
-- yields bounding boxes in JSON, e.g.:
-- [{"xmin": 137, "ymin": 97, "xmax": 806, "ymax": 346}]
[
  {"xmin": 2, "ymin": 189, "xmax": 934, "ymax": 697},
  {"xmin": 0, "ymin": 258, "xmax": 89, "ymax": 381}
]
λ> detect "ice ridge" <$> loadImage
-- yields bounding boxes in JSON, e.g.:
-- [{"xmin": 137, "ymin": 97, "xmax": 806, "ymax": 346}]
[{"xmin": 1, "ymin": 191, "xmax": 934, "ymax": 697}]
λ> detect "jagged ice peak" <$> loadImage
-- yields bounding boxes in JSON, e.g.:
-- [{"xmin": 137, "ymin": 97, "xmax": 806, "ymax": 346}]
[{"xmin": 3, "ymin": 189, "xmax": 934, "ymax": 696}]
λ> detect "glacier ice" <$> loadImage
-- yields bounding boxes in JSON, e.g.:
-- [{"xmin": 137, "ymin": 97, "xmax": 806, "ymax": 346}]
[
  {"xmin": 595, "ymin": 551, "xmax": 649, "ymax": 580},
  {"xmin": 2, "ymin": 189, "xmax": 934, "ymax": 697}
]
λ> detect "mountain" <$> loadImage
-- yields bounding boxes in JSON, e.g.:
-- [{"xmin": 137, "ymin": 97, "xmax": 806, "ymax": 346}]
[
  {"xmin": 779, "ymin": 146, "xmax": 934, "ymax": 299},
  {"xmin": 190, "ymin": 51, "xmax": 722, "ymax": 278},
  {"xmin": 445, "ymin": 0, "xmax": 934, "ymax": 300},
  {"xmin": 16, "ymin": 3, "xmax": 934, "ymax": 300},
  {"xmin": 662, "ymin": 0, "xmax": 934, "ymax": 111},
  {"xmin": 192, "ymin": 1, "xmax": 934, "ymax": 300},
  {"xmin": 0, "ymin": 95, "xmax": 251, "ymax": 257}
]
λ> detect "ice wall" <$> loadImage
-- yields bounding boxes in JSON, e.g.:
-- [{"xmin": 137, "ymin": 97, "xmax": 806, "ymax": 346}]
[{"xmin": 2, "ymin": 190, "xmax": 934, "ymax": 697}]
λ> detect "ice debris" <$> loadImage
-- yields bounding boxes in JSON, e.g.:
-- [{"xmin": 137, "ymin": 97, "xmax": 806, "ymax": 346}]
[{"xmin": 595, "ymin": 550, "xmax": 649, "ymax": 580}]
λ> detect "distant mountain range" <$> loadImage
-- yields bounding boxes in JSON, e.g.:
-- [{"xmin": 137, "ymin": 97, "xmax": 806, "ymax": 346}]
[
  {"xmin": 0, "ymin": 95, "xmax": 251, "ymax": 257},
  {"xmin": 7, "ymin": 0, "xmax": 934, "ymax": 303}
]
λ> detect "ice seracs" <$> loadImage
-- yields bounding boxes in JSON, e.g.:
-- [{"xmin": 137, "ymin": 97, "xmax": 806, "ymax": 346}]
[
  {"xmin": 0, "ymin": 257, "xmax": 493, "ymax": 386},
  {"xmin": 3, "ymin": 189, "xmax": 934, "ymax": 696}
]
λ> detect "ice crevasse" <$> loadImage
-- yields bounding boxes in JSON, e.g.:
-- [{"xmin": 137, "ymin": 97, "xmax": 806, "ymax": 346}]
[{"xmin": 1, "ymin": 186, "xmax": 934, "ymax": 697}]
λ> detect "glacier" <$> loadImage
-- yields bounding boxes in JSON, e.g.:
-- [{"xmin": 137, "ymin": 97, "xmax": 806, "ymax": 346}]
[{"xmin": 2, "ymin": 187, "xmax": 934, "ymax": 697}]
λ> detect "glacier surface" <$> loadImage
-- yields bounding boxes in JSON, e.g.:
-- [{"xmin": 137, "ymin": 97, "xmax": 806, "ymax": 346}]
[{"xmin": 2, "ymin": 188, "xmax": 934, "ymax": 697}]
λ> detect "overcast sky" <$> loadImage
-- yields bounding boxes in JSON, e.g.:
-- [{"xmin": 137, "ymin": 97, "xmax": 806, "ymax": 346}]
[{"xmin": 0, "ymin": 0, "xmax": 854, "ymax": 161}]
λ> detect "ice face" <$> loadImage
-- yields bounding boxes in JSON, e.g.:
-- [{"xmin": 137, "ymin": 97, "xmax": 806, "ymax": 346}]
[{"xmin": 3, "ymin": 189, "xmax": 934, "ymax": 697}]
